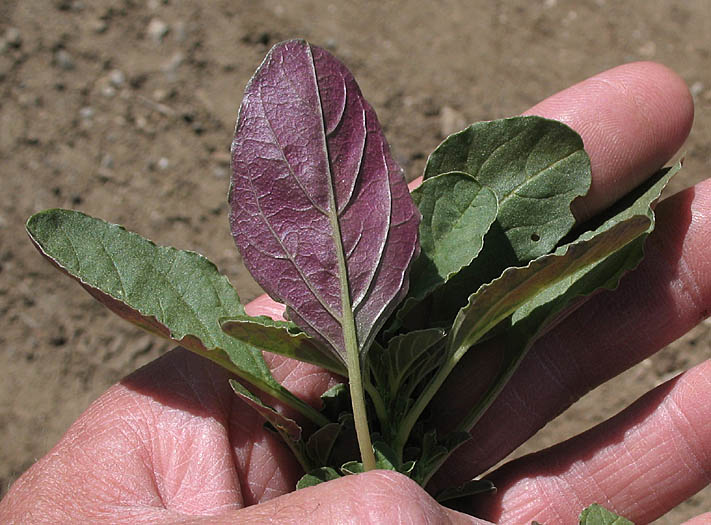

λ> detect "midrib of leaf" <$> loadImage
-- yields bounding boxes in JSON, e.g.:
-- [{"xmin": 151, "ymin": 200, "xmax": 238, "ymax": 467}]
[
  {"xmin": 474, "ymin": 128, "xmax": 528, "ymax": 184},
  {"xmin": 252, "ymin": 91, "xmax": 342, "ymax": 333},
  {"xmin": 497, "ymin": 148, "xmax": 580, "ymax": 206},
  {"xmin": 422, "ymin": 174, "xmax": 487, "ymax": 252},
  {"xmin": 95, "ymin": 231, "xmax": 128, "ymax": 299},
  {"xmin": 310, "ymin": 48, "xmax": 376, "ymax": 471}
]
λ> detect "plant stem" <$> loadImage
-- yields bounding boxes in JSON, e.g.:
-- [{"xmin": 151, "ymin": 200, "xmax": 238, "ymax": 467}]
[
  {"xmin": 363, "ymin": 378, "xmax": 388, "ymax": 433},
  {"xmin": 346, "ymin": 334, "xmax": 377, "ymax": 471},
  {"xmin": 395, "ymin": 356, "xmax": 456, "ymax": 457},
  {"xmin": 323, "ymin": 169, "xmax": 376, "ymax": 472}
]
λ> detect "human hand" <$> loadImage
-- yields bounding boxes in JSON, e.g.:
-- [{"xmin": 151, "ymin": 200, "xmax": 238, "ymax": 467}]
[{"xmin": 1, "ymin": 61, "xmax": 708, "ymax": 524}]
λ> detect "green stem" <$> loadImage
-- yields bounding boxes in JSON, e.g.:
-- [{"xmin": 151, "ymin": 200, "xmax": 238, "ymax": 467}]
[
  {"xmin": 330, "ymin": 211, "xmax": 376, "ymax": 470},
  {"xmin": 364, "ymin": 378, "xmax": 388, "ymax": 433},
  {"xmin": 395, "ymin": 355, "xmax": 457, "ymax": 457},
  {"xmin": 324, "ymin": 160, "xmax": 376, "ymax": 471},
  {"xmin": 346, "ymin": 336, "xmax": 377, "ymax": 471}
]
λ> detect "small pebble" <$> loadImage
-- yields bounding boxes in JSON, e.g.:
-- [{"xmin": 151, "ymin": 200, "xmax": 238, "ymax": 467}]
[
  {"xmin": 5, "ymin": 27, "xmax": 22, "ymax": 48},
  {"xmin": 146, "ymin": 17, "xmax": 169, "ymax": 43},
  {"xmin": 100, "ymin": 153, "xmax": 114, "ymax": 169},
  {"xmin": 108, "ymin": 69, "xmax": 126, "ymax": 88},
  {"xmin": 90, "ymin": 18, "xmax": 108, "ymax": 33},
  {"xmin": 79, "ymin": 106, "xmax": 94, "ymax": 119},
  {"xmin": 54, "ymin": 49, "xmax": 75, "ymax": 70},
  {"xmin": 152, "ymin": 88, "xmax": 170, "ymax": 102},
  {"xmin": 157, "ymin": 157, "xmax": 170, "ymax": 170},
  {"xmin": 161, "ymin": 52, "xmax": 184, "ymax": 73},
  {"xmin": 690, "ymin": 81, "xmax": 704, "ymax": 97},
  {"xmin": 101, "ymin": 84, "xmax": 116, "ymax": 97},
  {"xmin": 637, "ymin": 41, "xmax": 656, "ymax": 58}
]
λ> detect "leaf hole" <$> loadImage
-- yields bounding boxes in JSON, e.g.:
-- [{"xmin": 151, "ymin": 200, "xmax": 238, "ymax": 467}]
[{"xmin": 531, "ymin": 233, "xmax": 540, "ymax": 242}]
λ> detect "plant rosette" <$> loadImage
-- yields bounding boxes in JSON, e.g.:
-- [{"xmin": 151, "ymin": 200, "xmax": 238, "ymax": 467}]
[{"xmin": 27, "ymin": 39, "xmax": 678, "ymax": 522}]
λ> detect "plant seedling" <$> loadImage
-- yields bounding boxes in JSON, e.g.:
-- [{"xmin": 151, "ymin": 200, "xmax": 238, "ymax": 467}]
[{"xmin": 27, "ymin": 39, "xmax": 678, "ymax": 521}]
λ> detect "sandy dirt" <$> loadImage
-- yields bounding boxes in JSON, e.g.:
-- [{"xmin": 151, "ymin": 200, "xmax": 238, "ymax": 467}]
[{"xmin": 1, "ymin": 1, "xmax": 710, "ymax": 522}]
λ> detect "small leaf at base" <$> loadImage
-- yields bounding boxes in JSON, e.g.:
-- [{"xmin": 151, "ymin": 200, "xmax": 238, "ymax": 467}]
[
  {"xmin": 578, "ymin": 503, "xmax": 634, "ymax": 525},
  {"xmin": 296, "ymin": 467, "xmax": 342, "ymax": 489}
]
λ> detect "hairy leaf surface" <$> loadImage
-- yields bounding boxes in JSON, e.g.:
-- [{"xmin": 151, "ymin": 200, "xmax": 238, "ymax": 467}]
[
  {"xmin": 448, "ymin": 216, "xmax": 650, "ymax": 358},
  {"xmin": 408, "ymin": 171, "xmax": 497, "ymax": 301},
  {"xmin": 398, "ymin": 117, "xmax": 591, "ymax": 331},
  {"xmin": 424, "ymin": 116, "xmax": 590, "ymax": 261},
  {"xmin": 370, "ymin": 328, "xmax": 446, "ymax": 399},
  {"xmin": 229, "ymin": 39, "xmax": 420, "ymax": 361},
  {"xmin": 26, "ymin": 209, "xmax": 326, "ymax": 425}
]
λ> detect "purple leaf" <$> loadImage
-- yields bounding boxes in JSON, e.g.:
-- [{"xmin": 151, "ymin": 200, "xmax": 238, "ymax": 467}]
[{"xmin": 229, "ymin": 40, "xmax": 419, "ymax": 362}]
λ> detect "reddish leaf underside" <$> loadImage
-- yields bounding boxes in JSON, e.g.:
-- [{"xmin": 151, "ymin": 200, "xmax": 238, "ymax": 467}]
[{"xmin": 229, "ymin": 40, "xmax": 419, "ymax": 362}]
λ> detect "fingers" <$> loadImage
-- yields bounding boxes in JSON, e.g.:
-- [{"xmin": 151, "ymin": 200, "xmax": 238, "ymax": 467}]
[
  {"xmin": 468, "ymin": 359, "xmax": 711, "ymax": 524},
  {"xmin": 0, "ymin": 348, "xmax": 311, "ymax": 522},
  {"xmin": 523, "ymin": 61, "xmax": 693, "ymax": 222},
  {"xmin": 219, "ymin": 470, "xmax": 488, "ymax": 525}
]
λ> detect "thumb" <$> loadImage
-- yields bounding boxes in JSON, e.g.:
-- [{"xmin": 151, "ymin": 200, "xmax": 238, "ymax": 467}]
[{"xmin": 222, "ymin": 470, "xmax": 490, "ymax": 524}]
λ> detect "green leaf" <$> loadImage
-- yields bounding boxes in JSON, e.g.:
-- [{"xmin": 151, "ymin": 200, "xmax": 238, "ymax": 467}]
[
  {"xmin": 371, "ymin": 328, "xmax": 446, "ymax": 398},
  {"xmin": 410, "ymin": 429, "xmax": 471, "ymax": 485},
  {"xmin": 296, "ymin": 467, "xmax": 342, "ymax": 489},
  {"xmin": 320, "ymin": 383, "xmax": 351, "ymax": 421},
  {"xmin": 448, "ymin": 215, "xmax": 651, "ymax": 361},
  {"xmin": 341, "ymin": 441, "xmax": 401, "ymax": 475},
  {"xmin": 229, "ymin": 379, "xmax": 301, "ymax": 441},
  {"xmin": 451, "ymin": 163, "xmax": 681, "ymax": 438},
  {"xmin": 400, "ymin": 116, "xmax": 591, "ymax": 331},
  {"xmin": 220, "ymin": 315, "xmax": 348, "ymax": 376},
  {"xmin": 305, "ymin": 422, "xmax": 342, "ymax": 466},
  {"xmin": 340, "ymin": 460, "xmax": 364, "ymax": 475},
  {"xmin": 26, "ymin": 209, "xmax": 328, "ymax": 426},
  {"xmin": 424, "ymin": 116, "xmax": 590, "ymax": 261},
  {"xmin": 398, "ymin": 165, "xmax": 672, "ymax": 457},
  {"xmin": 408, "ymin": 171, "xmax": 498, "ymax": 301},
  {"xmin": 579, "ymin": 504, "xmax": 634, "ymax": 525},
  {"xmin": 513, "ymin": 162, "xmax": 681, "ymax": 328}
]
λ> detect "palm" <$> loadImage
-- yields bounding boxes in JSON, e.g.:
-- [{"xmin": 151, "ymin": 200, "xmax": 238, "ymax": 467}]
[{"xmin": 3, "ymin": 62, "xmax": 710, "ymax": 525}]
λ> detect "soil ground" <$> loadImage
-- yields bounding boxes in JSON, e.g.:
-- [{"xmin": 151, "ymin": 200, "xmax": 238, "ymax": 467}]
[{"xmin": 1, "ymin": 1, "xmax": 710, "ymax": 522}]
